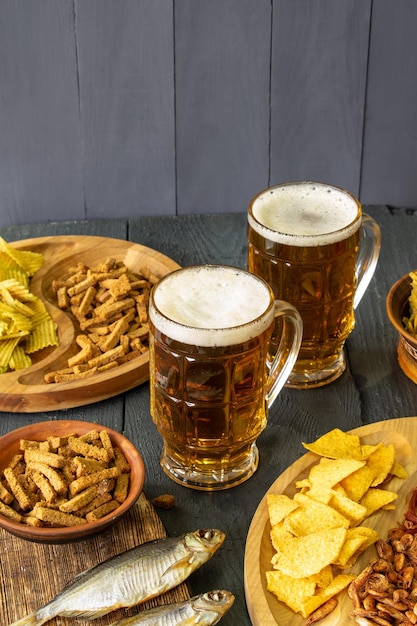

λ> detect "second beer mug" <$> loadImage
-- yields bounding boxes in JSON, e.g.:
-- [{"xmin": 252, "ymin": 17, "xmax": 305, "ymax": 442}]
[
  {"xmin": 248, "ymin": 181, "xmax": 381, "ymax": 388},
  {"xmin": 149, "ymin": 265, "xmax": 302, "ymax": 490}
]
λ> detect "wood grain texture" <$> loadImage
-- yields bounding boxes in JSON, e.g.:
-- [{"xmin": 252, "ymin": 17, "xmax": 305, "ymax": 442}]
[
  {"xmin": 270, "ymin": 0, "xmax": 371, "ymax": 196},
  {"xmin": 75, "ymin": 0, "xmax": 176, "ymax": 219},
  {"xmin": 347, "ymin": 206, "xmax": 417, "ymax": 423},
  {"xmin": 0, "ymin": 492, "xmax": 191, "ymax": 625},
  {"xmin": 1, "ymin": 235, "xmax": 180, "ymax": 412},
  {"xmin": 1, "ymin": 3, "xmax": 417, "ymax": 229},
  {"xmin": 175, "ymin": 0, "xmax": 271, "ymax": 214},
  {"xmin": 245, "ymin": 418, "xmax": 417, "ymax": 625},
  {"xmin": 0, "ymin": 0, "xmax": 84, "ymax": 226},
  {"xmin": 361, "ymin": 0, "xmax": 417, "ymax": 207},
  {"xmin": 1, "ymin": 211, "xmax": 417, "ymax": 626}
]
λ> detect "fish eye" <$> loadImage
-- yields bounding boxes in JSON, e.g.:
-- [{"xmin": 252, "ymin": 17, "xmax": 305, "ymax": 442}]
[
  {"xmin": 208, "ymin": 590, "xmax": 221, "ymax": 601},
  {"xmin": 199, "ymin": 528, "xmax": 213, "ymax": 540}
]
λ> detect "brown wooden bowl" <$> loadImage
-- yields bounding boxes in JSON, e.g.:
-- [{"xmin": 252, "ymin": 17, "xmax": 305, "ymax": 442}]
[
  {"xmin": 1, "ymin": 235, "xmax": 180, "ymax": 413},
  {"xmin": 386, "ymin": 271, "xmax": 417, "ymax": 384},
  {"xmin": 0, "ymin": 420, "xmax": 145, "ymax": 543}
]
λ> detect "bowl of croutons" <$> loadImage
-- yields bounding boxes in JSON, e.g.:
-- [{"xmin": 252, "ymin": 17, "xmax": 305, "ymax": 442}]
[{"xmin": 0, "ymin": 420, "xmax": 145, "ymax": 543}]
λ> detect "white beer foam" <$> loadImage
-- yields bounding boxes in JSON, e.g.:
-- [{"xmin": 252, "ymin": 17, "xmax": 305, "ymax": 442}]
[
  {"xmin": 249, "ymin": 182, "xmax": 360, "ymax": 246},
  {"xmin": 150, "ymin": 266, "xmax": 274, "ymax": 347}
]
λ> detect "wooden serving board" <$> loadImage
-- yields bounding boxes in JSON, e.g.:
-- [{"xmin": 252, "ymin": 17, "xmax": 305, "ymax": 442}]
[
  {"xmin": 244, "ymin": 417, "xmax": 417, "ymax": 626},
  {"xmin": 1, "ymin": 235, "xmax": 180, "ymax": 413},
  {"xmin": 0, "ymin": 492, "xmax": 191, "ymax": 625}
]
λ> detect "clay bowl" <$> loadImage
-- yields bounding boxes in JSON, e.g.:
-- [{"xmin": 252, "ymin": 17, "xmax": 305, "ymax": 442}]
[
  {"xmin": 0, "ymin": 420, "xmax": 145, "ymax": 543},
  {"xmin": 386, "ymin": 271, "xmax": 417, "ymax": 384}
]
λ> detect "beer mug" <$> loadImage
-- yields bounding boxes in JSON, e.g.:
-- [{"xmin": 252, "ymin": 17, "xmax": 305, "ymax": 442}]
[
  {"xmin": 149, "ymin": 265, "xmax": 302, "ymax": 490},
  {"xmin": 248, "ymin": 181, "xmax": 381, "ymax": 388}
]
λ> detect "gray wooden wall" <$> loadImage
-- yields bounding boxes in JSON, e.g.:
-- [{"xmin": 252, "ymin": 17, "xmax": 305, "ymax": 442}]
[{"xmin": 0, "ymin": 1, "xmax": 416, "ymax": 229}]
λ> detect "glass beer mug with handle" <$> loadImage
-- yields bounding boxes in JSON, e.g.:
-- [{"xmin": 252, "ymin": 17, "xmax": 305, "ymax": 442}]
[
  {"xmin": 247, "ymin": 181, "xmax": 381, "ymax": 388},
  {"xmin": 149, "ymin": 265, "xmax": 302, "ymax": 491}
]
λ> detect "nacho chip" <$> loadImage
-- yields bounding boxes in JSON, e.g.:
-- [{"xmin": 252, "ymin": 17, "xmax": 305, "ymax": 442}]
[
  {"xmin": 300, "ymin": 574, "xmax": 355, "ymax": 618},
  {"xmin": 302, "ymin": 429, "xmax": 363, "ymax": 460},
  {"xmin": 270, "ymin": 522, "xmax": 294, "ymax": 553},
  {"xmin": 367, "ymin": 443, "xmax": 396, "ymax": 486},
  {"xmin": 340, "ymin": 464, "xmax": 376, "ymax": 502},
  {"xmin": 272, "ymin": 527, "xmax": 347, "ymax": 578},
  {"xmin": 308, "ymin": 457, "xmax": 365, "ymax": 491},
  {"xmin": 390, "ymin": 458, "xmax": 409, "ymax": 480},
  {"xmin": 335, "ymin": 526, "xmax": 379, "ymax": 567},
  {"xmin": 328, "ymin": 488, "xmax": 368, "ymax": 525},
  {"xmin": 267, "ymin": 493, "xmax": 299, "ymax": 527},
  {"xmin": 266, "ymin": 569, "xmax": 316, "ymax": 615},
  {"xmin": 359, "ymin": 487, "xmax": 398, "ymax": 517},
  {"xmin": 285, "ymin": 493, "xmax": 350, "ymax": 536}
]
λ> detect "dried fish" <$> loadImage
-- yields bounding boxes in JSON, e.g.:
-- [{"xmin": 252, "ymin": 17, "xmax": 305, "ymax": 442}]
[
  {"xmin": 9, "ymin": 529, "xmax": 225, "ymax": 626},
  {"xmin": 108, "ymin": 589, "xmax": 235, "ymax": 625}
]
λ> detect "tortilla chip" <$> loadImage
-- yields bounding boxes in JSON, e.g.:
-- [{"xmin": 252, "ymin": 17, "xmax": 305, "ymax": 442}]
[
  {"xmin": 272, "ymin": 527, "xmax": 347, "ymax": 578},
  {"xmin": 267, "ymin": 493, "xmax": 299, "ymax": 527},
  {"xmin": 340, "ymin": 464, "xmax": 376, "ymax": 502},
  {"xmin": 299, "ymin": 574, "xmax": 355, "ymax": 618},
  {"xmin": 367, "ymin": 444, "xmax": 395, "ymax": 486},
  {"xmin": 359, "ymin": 487, "xmax": 398, "ymax": 517},
  {"xmin": 285, "ymin": 493, "xmax": 350, "ymax": 536},
  {"xmin": 308, "ymin": 457, "xmax": 365, "ymax": 492},
  {"xmin": 335, "ymin": 526, "xmax": 379, "ymax": 567},
  {"xmin": 391, "ymin": 459, "xmax": 409, "ymax": 479},
  {"xmin": 270, "ymin": 522, "xmax": 294, "ymax": 553},
  {"xmin": 328, "ymin": 489, "xmax": 367, "ymax": 525},
  {"xmin": 266, "ymin": 569, "xmax": 316, "ymax": 615},
  {"xmin": 302, "ymin": 429, "xmax": 363, "ymax": 460}
]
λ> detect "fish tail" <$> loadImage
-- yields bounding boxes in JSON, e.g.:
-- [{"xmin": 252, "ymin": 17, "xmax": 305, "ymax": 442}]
[{"xmin": 8, "ymin": 612, "xmax": 44, "ymax": 626}]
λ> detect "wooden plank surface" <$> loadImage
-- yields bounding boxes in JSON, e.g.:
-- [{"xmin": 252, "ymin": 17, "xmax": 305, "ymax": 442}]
[
  {"xmin": 1, "ymin": 3, "xmax": 417, "ymax": 229},
  {"xmin": 0, "ymin": 0, "xmax": 84, "ymax": 226},
  {"xmin": 361, "ymin": 0, "xmax": 417, "ymax": 207},
  {"xmin": 348, "ymin": 205, "xmax": 417, "ymax": 422},
  {"xmin": 270, "ymin": 0, "xmax": 371, "ymax": 196},
  {"xmin": 0, "ymin": 493, "xmax": 190, "ymax": 625},
  {"xmin": 175, "ymin": 0, "xmax": 271, "ymax": 215},
  {"xmin": 1, "ymin": 209, "xmax": 417, "ymax": 626},
  {"xmin": 75, "ymin": 0, "xmax": 176, "ymax": 219}
]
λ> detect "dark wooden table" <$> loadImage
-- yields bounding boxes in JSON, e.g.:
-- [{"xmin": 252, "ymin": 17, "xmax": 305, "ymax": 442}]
[{"xmin": 1, "ymin": 206, "xmax": 417, "ymax": 625}]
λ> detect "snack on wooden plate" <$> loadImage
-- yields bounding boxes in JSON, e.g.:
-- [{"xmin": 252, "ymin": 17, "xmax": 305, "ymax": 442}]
[
  {"xmin": 266, "ymin": 428, "xmax": 408, "ymax": 621},
  {"xmin": 0, "ymin": 428, "xmax": 131, "ymax": 527},
  {"xmin": 0, "ymin": 237, "xmax": 59, "ymax": 373},
  {"xmin": 45, "ymin": 257, "xmax": 160, "ymax": 383},
  {"xmin": 403, "ymin": 270, "xmax": 417, "ymax": 337},
  {"xmin": 349, "ymin": 485, "xmax": 417, "ymax": 625}
]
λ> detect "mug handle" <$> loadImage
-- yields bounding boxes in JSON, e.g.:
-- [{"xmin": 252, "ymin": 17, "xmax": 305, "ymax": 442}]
[
  {"xmin": 354, "ymin": 213, "xmax": 381, "ymax": 309},
  {"xmin": 266, "ymin": 301, "xmax": 303, "ymax": 408}
]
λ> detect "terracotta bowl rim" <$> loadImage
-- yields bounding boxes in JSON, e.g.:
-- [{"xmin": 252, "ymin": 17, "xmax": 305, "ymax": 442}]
[
  {"xmin": 0, "ymin": 419, "xmax": 145, "ymax": 543},
  {"xmin": 386, "ymin": 271, "xmax": 417, "ymax": 347}
]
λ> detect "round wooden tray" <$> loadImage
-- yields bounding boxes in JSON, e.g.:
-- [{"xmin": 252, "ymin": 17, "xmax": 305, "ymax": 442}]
[
  {"xmin": 244, "ymin": 417, "xmax": 417, "ymax": 625},
  {"xmin": 0, "ymin": 235, "xmax": 180, "ymax": 413}
]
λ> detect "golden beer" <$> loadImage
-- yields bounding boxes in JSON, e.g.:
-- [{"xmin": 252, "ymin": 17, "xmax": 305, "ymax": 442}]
[
  {"xmin": 149, "ymin": 265, "xmax": 302, "ymax": 490},
  {"xmin": 248, "ymin": 182, "xmax": 380, "ymax": 388}
]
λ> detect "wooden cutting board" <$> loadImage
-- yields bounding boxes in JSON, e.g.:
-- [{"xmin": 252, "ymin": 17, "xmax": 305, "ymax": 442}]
[
  {"xmin": 1, "ymin": 236, "xmax": 180, "ymax": 413},
  {"xmin": 244, "ymin": 417, "xmax": 417, "ymax": 626},
  {"xmin": 0, "ymin": 492, "xmax": 190, "ymax": 625}
]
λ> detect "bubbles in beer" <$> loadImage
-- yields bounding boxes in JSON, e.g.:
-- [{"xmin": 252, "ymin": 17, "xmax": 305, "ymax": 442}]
[{"xmin": 250, "ymin": 182, "xmax": 360, "ymax": 246}]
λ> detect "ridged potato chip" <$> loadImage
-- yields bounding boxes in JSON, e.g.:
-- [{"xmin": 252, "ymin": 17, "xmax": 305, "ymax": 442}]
[{"xmin": 0, "ymin": 240, "xmax": 59, "ymax": 373}]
